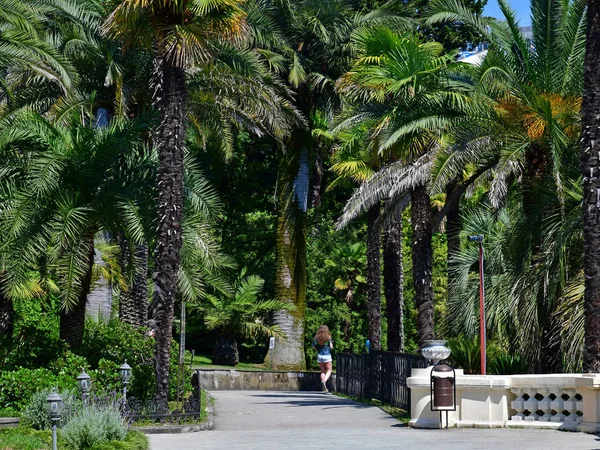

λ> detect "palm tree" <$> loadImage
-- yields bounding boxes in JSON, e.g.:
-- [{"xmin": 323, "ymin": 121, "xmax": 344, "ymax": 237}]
[
  {"xmin": 582, "ymin": 0, "xmax": 600, "ymax": 372},
  {"xmin": 427, "ymin": 0, "xmax": 586, "ymax": 370},
  {"xmin": 328, "ymin": 124, "xmax": 386, "ymax": 350},
  {"xmin": 104, "ymin": 0, "xmax": 247, "ymax": 399},
  {"xmin": 336, "ymin": 27, "xmax": 477, "ymax": 347},
  {"xmin": 324, "ymin": 242, "xmax": 367, "ymax": 341},
  {"xmin": 200, "ymin": 269, "xmax": 290, "ymax": 366},
  {"xmin": 248, "ymin": 0, "xmax": 407, "ymax": 368},
  {"xmin": 0, "ymin": 105, "xmax": 152, "ymax": 349}
]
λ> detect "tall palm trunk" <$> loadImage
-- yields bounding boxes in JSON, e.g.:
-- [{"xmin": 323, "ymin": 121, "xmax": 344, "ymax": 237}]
[
  {"xmin": 265, "ymin": 84, "xmax": 310, "ymax": 370},
  {"xmin": 311, "ymin": 142, "xmax": 324, "ymax": 208},
  {"xmin": 264, "ymin": 175, "xmax": 308, "ymax": 370},
  {"xmin": 150, "ymin": 48, "xmax": 186, "ymax": 400},
  {"xmin": 118, "ymin": 235, "xmax": 149, "ymax": 327},
  {"xmin": 384, "ymin": 218, "xmax": 404, "ymax": 352},
  {"xmin": 582, "ymin": 0, "xmax": 600, "ymax": 373},
  {"xmin": 445, "ymin": 182, "xmax": 461, "ymax": 275},
  {"xmin": 411, "ymin": 185, "xmax": 435, "ymax": 347},
  {"xmin": 60, "ymin": 235, "xmax": 95, "ymax": 349},
  {"xmin": 0, "ymin": 279, "xmax": 12, "ymax": 343},
  {"xmin": 366, "ymin": 204, "xmax": 381, "ymax": 350},
  {"xmin": 134, "ymin": 243, "xmax": 149, "ymax": 326}
]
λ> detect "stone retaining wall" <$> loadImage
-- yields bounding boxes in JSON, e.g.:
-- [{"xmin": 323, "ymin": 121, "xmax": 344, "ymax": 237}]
[
  {"xmin": 0, "ymin": 418, "xmax": 20, "ymax": 429},
  {"xmin": 196, "ymin": 369, "xmax": 336, "ymax": 391}
]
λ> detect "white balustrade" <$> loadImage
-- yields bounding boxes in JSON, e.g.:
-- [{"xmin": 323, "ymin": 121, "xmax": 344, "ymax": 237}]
[
  {"xmin": 407, "ymin": 371, "xmax": 600, "ymax": 431},
  {"xmin": 510, "ymin": 387, "xmax": 583, "ymax": 424}
]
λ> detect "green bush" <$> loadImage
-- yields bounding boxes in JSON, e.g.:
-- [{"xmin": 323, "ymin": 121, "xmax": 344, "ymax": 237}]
[
  {"xmin": 447, "ymin": 336, "xmax": 481, "ymax": 374},
  {"xmin": 21, "ymin": 389, "xmax": 82, "ymax": 430},
  {"xmin": 0, "ymin": 407, "xmax": 20, "ymax": 417},
  {"xmin": 79, "ymin": 320, "xmax": 155, "ymax": 400},
  {"xmin": 0, "ymin": 368, "xmax": 74, "ymax": 410},
  {"xmin": 61, "ymin": 405, "xmax": 127, "ymax": 450},
  {"xmin": 488, "ymin": 352, "xmax": 528, "ymax": 375}
]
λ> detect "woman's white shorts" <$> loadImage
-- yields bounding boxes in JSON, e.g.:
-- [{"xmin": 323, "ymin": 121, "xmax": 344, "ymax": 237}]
[{"xmin": 317, "ymin": 355, "xmax": 332, "ymax": 363}]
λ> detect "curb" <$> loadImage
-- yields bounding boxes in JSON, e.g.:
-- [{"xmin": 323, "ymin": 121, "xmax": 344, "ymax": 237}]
[{"xmin": 133, "ymin": 392, "xmax": 215, "ymax": 434}]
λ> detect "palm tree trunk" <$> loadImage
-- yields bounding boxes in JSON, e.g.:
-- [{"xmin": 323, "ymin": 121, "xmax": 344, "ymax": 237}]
[
  {"xmin": 118, "ymin": 235, "xmax": 149, "ymax": 327},
  {"xmin": 411, "ymin": 185, "xmax": 435, "ymax": 347},
  {"xmin": 0, "ymin": 279, "xmax": 12, "ymax": 344},
  {"xmin": 150, "ymin": 48, "xmax": 186, "ymax": 400},
  {"xmin": 366, "ymin": 204, "xmax": 381, "ymax": 350},
  {"xmin": 384, "ymin": 218, "xmax": 404, "ymax": 352},
  {"xmin": 445, "ymin": 182, "xmax": 461, "ymax": 275},
  {"xmin": 60, "ymin": 235, "xmax": 95, "ymax": 349},
  {"xmin": 265, "ymin": 84, "xmax": 310, "ymax": 370},
  {"xmin": 118, "ymin": 233, "xmax": 136, "ymax": 324},
  {"xmin": 310, "ymin": 143, "xmax": 324, "ymax": 208},
  {"xmin": 134, "ymin": 243, "xmax": 149, "ymax": 326},
  {"xmin": 264, "ymin": 216, "xmax": 307, "ymax": 370},
  {"xmin": 582, "ymin": 0, "xmax": 600, "ymax": 373}
]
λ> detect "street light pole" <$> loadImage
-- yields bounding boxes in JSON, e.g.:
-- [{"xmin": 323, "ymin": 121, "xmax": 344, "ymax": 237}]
[{"xmin": 469, "ymin": 234, "xmax": 486, "ymax": 375}]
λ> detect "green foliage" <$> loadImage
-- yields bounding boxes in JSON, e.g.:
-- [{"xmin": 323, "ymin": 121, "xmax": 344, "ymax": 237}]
[
  {"xmin": 447, "ymin": 336, "xmax": 480, "ymax": 374},
  {"xmin": 89, "ymin": 431, "xmax": 148, "ymax": 450},
  {"xmin": 168, "ymin": 341, "xmax": 192, "ymax": 400},
  {"xmin": 0, "ymin": 407, "xmax": 20, "ymax": 417},
  {"xmin": 60, "ymin": 405, "xmax": 127, "ymax": 450},
  {"xmin": 79, "ymin": 320, "xmax": 155, "ymax": 399},
  {"xmin": 0, "ymin": 428, "xmax": 56, "ymax": 450},
  {"xmin": 200, "ymin": 269, "xmax": 290, "ymax": 341},
  {"xmin": 21, "ymin": 389, "xmax": 81, "ymax": 431},
  {"xmin": 488, "ymin": 352, "xmax": 528, "ymax": 375},
  {"xmin": 0, "ymin": 368, "xmax": 74, "ymax": 411},
  {"xmin": 3, "ymin": 295, "xmax": 62, "ymax": 370}
]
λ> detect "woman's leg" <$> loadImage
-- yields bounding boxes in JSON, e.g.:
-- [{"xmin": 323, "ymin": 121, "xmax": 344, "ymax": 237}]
[
  {"xmin": 324, "ymin": 361, "xmax": 333, "ymax": 383},
  {"xmin": 318, "ymin": 362, "xmax": 326, "ymax": 382}
]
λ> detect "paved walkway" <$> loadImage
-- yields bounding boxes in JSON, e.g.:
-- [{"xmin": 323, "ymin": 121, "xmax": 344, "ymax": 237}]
[{"xmin": 149, "ymin": 391, "xmax": 600, "ymax": 449}]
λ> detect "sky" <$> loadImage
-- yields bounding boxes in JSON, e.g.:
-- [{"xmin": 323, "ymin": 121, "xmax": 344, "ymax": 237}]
[{"xmin": 483, "ymin": 0, "xmax": 531, "ymax": 27}]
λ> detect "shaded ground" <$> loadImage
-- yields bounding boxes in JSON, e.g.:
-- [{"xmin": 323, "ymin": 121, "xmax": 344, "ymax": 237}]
[{"xmin": 149, "ymin": 391, "xmax": 600, "ymax": 449}]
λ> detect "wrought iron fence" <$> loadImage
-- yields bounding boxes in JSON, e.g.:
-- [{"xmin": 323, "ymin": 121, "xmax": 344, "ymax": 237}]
[
  {"xmin": 122, "ymin": 394, "xmax": 201, "ymax": 424},
  {"xmin": 336, "ymin": 350, "xmax": 427, "ymax": 410},
  {"xmin": 118, "ymin": 370, "xmax": 203, "ymax": 424}
]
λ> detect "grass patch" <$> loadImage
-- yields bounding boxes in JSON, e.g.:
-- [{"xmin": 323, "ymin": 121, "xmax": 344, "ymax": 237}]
[
  {"xmin": 0, "ymin": 428, "xmax": 53, "ymax": 450},
  {"xmin": 334, "ymin": 393, "xmax": 410, "ymax": 423},
  {"xmin": 0, "ymin": 428, "xmax": 148, "ymax": 450},
  {"xmin": 184, "ymin": 353, "xmax": 268, "ymax": 371},
  {"xmin": 89, "ymin": 431, "xmax": 148, "ymax": 450}
]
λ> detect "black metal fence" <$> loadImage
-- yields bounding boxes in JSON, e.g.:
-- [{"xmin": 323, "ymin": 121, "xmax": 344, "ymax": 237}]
[{"xmin": 336, "ymin": 350, "xmax": 427, "ymax": 410}]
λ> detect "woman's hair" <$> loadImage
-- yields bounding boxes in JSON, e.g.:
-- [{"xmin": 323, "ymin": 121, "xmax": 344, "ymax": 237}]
[{"xmin": 315, "ymin": 325, "xmax": 331, "ymax": 346}]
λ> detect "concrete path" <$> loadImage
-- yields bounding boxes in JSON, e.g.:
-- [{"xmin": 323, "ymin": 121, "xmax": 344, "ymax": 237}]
[{"xmin": 149, "ymin": 391, "xmax": 600, "ymax": 449}]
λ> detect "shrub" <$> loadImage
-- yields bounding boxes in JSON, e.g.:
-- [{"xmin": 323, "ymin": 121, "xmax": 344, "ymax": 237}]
[
  {"xmin": 61, "ymin": 405, "xmax": 127, "ymax": 450},
  {"xmin": 488, "ymin": 352, "xmax": 528, "ymax": 375},
  {"xmin": 79, "ymin": 320, "xmax": 155, "ymax": 400},
  {"xmin": 21, "ymin": 389, "xmax": 81, "ymax": 430},
  {"xmin": 447, "ymin": 336, "xmax": 481, "ymax": 374},
  {"xmin": 0, "ymin": 368, "xmax": 74, "ymax": 411}
]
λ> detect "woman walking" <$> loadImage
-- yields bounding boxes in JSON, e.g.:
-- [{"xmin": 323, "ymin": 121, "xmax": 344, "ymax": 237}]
[{"xmin": 313, "ymin": 325, "xmax": 333, "ymax": 392}]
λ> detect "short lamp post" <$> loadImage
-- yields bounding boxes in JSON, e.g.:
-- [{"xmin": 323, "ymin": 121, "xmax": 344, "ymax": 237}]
[
  {"xmin": 119, "ymin": 361, "xmax": 132, "ymax": 401},
  {"xmin": 46, "ymin": 390, "xmax": 63, "ymax": 450},
  {"xmin": 76, "ymin": 371, "xmax": 91, "ymax": 405}
]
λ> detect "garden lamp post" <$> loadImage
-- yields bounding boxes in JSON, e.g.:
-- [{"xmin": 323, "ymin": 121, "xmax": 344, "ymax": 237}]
[
  {"xmin": 468, "ymin": 234, "xmax": 486, "ymax": 375},
  {"xmin": 119, "ymin": 361, "xmax": 132, "ymax": 402},
  {"xmin": 76, "ymin": 370, "xmax": 91, "ymax": 405},
  {"xmin": 46, "ymin": 390, "xmax": 63, "ymax": 450}
]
